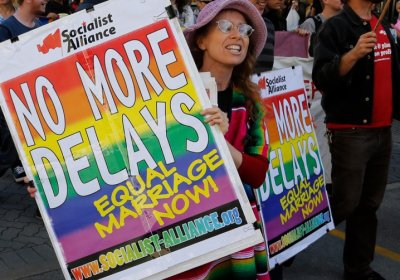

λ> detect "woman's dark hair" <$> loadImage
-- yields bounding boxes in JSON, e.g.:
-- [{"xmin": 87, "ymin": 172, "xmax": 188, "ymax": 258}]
[{"xmin": 190, "ymin": 10, "xmax": 264, "ymax": 121}]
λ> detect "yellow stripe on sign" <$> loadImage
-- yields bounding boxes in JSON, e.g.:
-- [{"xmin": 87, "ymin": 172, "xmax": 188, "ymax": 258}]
[{"xmin": 329, "ymin": 229, "xmax": 400, "ymax": 263}]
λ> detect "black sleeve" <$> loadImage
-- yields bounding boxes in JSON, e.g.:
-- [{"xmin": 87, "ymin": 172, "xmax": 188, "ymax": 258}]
[
  {"xmin": 0, "ymin": 25, "xmax": 12, "ymax": 43},
  {"xmin": 0, "ymin": 110, "xmax": 20, "ymax": 176},
  {"xmin": 312, "ymin": 18, "xmax": 351, "ymax": 92}
]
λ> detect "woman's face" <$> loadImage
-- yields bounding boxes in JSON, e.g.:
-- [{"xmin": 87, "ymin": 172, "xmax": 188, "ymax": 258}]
[
  {"xmin": 396, "ymin": 1, "xmax": 400, "ymax": 13},
  {"xmin": 197, "ymin": 10, "xmax": 250, "ymax": 71}
]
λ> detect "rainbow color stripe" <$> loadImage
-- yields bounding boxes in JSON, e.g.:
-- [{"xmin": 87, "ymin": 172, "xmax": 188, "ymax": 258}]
[
  {"xmin": 1, "ymin": 20, "xmax": 239, "ymax": 263},
  {"xmin": 260, "ymin": 89, "xmax": 329, "ymax": 239}
]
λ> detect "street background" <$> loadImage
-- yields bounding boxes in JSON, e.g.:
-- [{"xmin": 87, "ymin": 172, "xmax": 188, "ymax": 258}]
[{"xmin": 1, "ymin": 120, "xmax": 399, "ymax": 280}]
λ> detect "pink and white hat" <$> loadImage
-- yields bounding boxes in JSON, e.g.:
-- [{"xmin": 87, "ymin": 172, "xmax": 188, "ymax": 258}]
[{"xmin": 183, "ymin": 0, "xmax": 267, "ymax": 57}]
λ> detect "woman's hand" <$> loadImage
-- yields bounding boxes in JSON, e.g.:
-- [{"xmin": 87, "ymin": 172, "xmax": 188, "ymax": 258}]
[{"xmin": 201, "ymin": 106, "xmax": 229, "ymax": 135}]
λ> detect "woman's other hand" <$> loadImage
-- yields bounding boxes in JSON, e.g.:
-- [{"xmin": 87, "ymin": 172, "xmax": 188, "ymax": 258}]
[{"xmin": 201, "ymin": 106, "xmax": 229, "ymax": 135}]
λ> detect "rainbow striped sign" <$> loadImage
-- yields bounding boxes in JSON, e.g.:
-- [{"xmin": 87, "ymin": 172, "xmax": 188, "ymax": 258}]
[
  {"xmin": 253, "ymin": 66, "xmax": 335, "ymax": 268},
  {"xmin": 0, "ymin": 1, "xmax": 263, "ymax": 279}
]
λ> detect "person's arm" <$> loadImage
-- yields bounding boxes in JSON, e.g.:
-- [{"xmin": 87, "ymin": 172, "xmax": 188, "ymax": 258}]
[
  {"xmin": 298, "ymin": 18, "xmax": 314, "ymax": 33},
  {"xmin": 0, "ymin": 24, "xmax": 12, "ymax": 42},
  {"xmin": 201, "ymin": 100, "xmax": 269, "ymax": 188},
  {"xmin": 239, "ymin": 101, "xmax": 269, "ymax": 188},
  {"xmin": 227, "ymin": 142, "xmax": 243, "ymax": 168},
  {"xmin": 312, "ymin": 20, "xmax": 352, "ymax": 91},
  {"xmin": 0, "ymin": 111, "xmax": 20, "ymax": 176},
  {"xmin": 237, "ymin": 153, "xmax": 269, "ymax": 188},
  {"xmin": 295, "ymin": 27, "xmax": 311, "ymax": 36},
  {"xmin": 339, "ymin": 31, "xmax": 376, "ymax": 76},
  {"xmin": 201, "ymin": 106, "xmax": 229, "ymax": 134},
  {"xmin": 227, "ymin": 141, "xmax": 269, "ymax": 188}
]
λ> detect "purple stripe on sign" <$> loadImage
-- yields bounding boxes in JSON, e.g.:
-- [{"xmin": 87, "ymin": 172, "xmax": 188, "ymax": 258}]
[
  {"xmin": 264, "ymin": 201, "xmax": 329, "ymax": 240},
  {"xmin": 59, "ymin": 176, "xmax": 238, "ymax": 262}
]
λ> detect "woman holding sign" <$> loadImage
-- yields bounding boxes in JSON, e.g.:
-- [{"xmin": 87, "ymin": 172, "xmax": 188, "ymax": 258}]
[{"xmin": 170, "ymin": 0, "xmax": 270, "ymax": 279}]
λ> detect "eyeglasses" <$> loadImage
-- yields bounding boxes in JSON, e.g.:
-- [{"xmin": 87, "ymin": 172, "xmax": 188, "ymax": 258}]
[{"xmin": 215, "ymin": 19, "xmax": 254, "ymax": 37}]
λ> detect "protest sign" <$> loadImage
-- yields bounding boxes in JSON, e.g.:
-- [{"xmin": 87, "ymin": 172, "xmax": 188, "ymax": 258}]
[
  {"xmin": 253, "ymin": 66, "xmax": 334, "ymax": 268},
  {"xmin": 0, "ymin": 0, "xmax": 263, "ymax": 279},
  {"xmin": 273, "ymin": 31, "xmax": 332, "ymax": 184}
]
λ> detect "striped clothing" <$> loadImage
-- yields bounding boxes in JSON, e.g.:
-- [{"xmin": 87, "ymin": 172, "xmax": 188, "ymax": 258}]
[
  {"xmin": 168, "ymin": 88, "xmax": 269, "ymax": 280},
  {"xmin": 167, "ymin": 204, "xmax": 269, "ymax": 280},
  {"xmin": 225, "ymin": 88, "xmax": 268, "ymax": 157}
]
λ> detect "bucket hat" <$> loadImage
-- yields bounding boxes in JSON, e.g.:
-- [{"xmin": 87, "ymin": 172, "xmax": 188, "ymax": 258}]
[{"xmin": 184, "ymin": 0, "xmax": 267, "ymax": 57}]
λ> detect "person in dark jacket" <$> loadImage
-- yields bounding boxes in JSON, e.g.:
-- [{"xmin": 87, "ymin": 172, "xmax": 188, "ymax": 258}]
[
  {"xmin": 264, "ymin": 0, "xmax": 287, "ymax": 31},
  {"xmin": 0, "ymin": 0, "xmax": 48, "ymax": 182},
  {"xmin": 251, "ymin": 0, "xmax": 275, "ymax": 72},
  {"xmin": 312, "ymin": 0, "xmax": 400, "ymax": 279}
]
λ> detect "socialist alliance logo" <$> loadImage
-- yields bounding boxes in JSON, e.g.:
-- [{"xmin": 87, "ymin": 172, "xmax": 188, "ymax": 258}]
[
  {"xmin": 37, "ymin": 13, "xmax": 116, "ymax": 55},
  {"xmin": 37, "ymin": 29, "xmax": 61, "ymax": 54}
]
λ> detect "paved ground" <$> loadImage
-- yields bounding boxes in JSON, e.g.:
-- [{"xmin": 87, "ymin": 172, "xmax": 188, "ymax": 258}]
[
  {"xmin": 0, "ymin": 173, "xmax": 60, "ymax": 279},
  {"xmin": 1, "ymin": 120, "xmax": 399, "ymax": 280},
  {"xmin": 286, "ymin": 120, "xmax": 400, "ymax": 280},
  {"xmin": 285, "ymin": 182, "xmax": 400, "ymax": 280}
]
